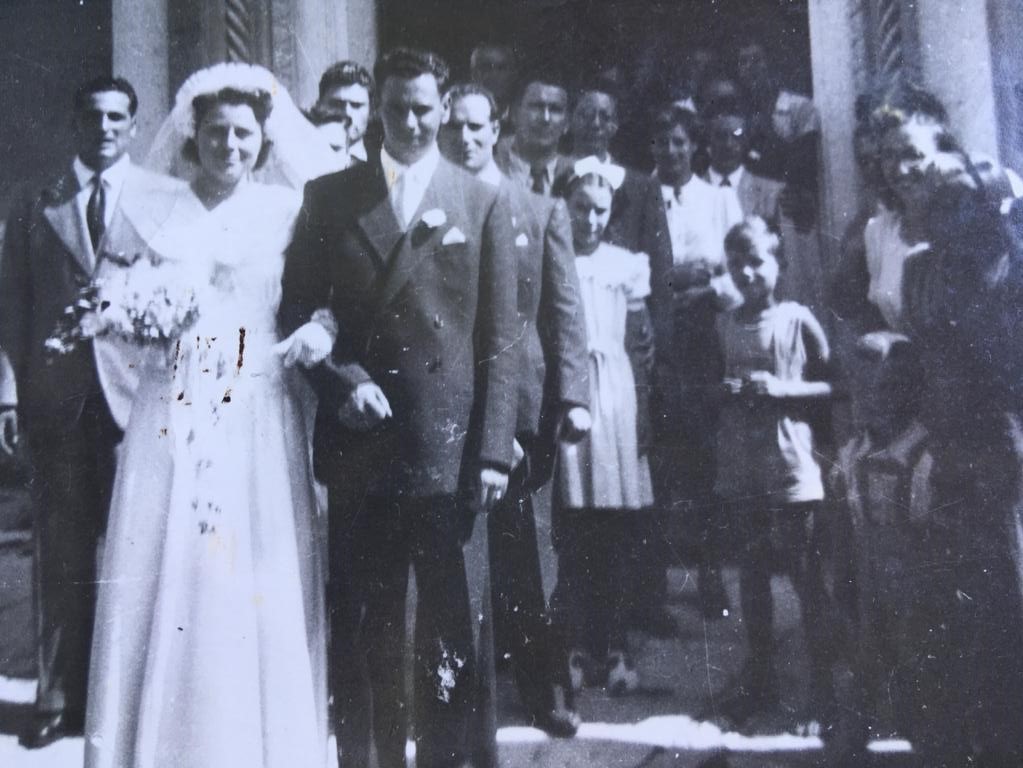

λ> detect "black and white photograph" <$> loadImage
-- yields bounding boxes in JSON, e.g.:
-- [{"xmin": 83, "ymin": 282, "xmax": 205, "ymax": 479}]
[{"xmin": 0, "ymin": 1, "xmax": 1022, "ymax": 766}]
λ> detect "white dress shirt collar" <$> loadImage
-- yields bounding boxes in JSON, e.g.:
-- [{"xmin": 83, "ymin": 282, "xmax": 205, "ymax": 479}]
[
  {"xmin": 74, "ymin": 154, "xmax": 131, "ymax": 194},
  {"xmin": 507, "ymin": 139, "xmax": 560, "ymax": 192},
  {"xmin": 477, "ymin": 158, "xmax": 503, "ymax": 188},
  {"xmin": 380, "ymin": 143, "xmax": 440, "ymax": 190},
  {"xmin": 349, "ymin": 139, "xmax": 368, "ymax": 163},
  {"xmin": 380, "ymin": 144, "xmax": 441, "ymax": 228},
  {"xmin": 707, "ymin": 165, "xmax": 745, "ymax": 189}
]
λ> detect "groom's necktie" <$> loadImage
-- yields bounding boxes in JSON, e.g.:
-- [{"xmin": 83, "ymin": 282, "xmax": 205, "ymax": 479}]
[
  {"xmin": 388, "ymin": 168, "xmax": 419, "ymax": 231},
  {"xmin": 87, "ymin": 173, "xmax": 106, "ymax": 252}
]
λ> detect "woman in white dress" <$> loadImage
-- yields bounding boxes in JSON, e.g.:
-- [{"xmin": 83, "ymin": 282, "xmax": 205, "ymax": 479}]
[{"xmin": 84, "ymin": 64, "xmax": 336, "ymax": 768}]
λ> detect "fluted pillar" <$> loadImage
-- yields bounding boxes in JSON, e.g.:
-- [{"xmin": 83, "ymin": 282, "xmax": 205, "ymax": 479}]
[
  {"xmin": 113, "ymin": 0, "xmax": 170, "ymax": 154},
  {"xmin": 113, "ymin": 0, "xmax": 379, "ymax": 154},
  {"xmin": 808, "ymin": 0, "xmax": 870, "ymax": 270}
]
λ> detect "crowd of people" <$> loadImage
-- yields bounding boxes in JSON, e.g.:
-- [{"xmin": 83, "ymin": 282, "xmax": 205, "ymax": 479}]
[{"xmin": 1, "ymin": 29, "xmax": 1022, "ymax": 768}]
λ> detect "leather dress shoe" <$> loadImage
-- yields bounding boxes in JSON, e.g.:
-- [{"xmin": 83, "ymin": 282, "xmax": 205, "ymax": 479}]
[{"xmin": 19, "ymin": 711, "xmax": 83, "ymax": 749}]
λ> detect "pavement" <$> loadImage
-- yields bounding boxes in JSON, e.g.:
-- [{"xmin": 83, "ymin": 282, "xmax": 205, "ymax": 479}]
[{"xmin": 0, "ymin": 481, "xmax": 914, "ymax": 767}]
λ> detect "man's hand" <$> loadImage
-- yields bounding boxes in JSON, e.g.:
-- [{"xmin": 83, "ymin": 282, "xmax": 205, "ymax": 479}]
[
  {"xmin": 272, "ymin": 322, "xmax": 334, "ymax": 368},
  {"xmin": 338, "ymin": 382, "xmax": 392, "ymax": 431},
  {"xmin": 0, "ymin": 408, "xmax": 17, "ymax": 456},
  {"xmin": 745, "ymin": 370, "xmax": 788, "ymax": 398},
  {"xmin": 479, "ymin": 466, "xmax": 509, "ymax": 510},
  {"xmin": 560, "ymin": 406, "xmax": 591, "ymax": 444}
]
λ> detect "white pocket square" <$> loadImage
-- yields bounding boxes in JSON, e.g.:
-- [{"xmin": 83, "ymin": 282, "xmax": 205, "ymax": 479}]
[
  {"xmin": 442, "ymin": 226, "xmax": 467, "ymax": 246},
  {"xmin": 515, "ymin": 232, "xmax": 529, "ymax": 247}
]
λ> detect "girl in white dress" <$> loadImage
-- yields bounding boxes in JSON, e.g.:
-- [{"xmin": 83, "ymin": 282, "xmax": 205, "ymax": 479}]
[
  {"xmin": 84, "ymin": 64, "xmax": 336, "ymax": 768},
  {"xmin": 550, "ymin": 157, "xmax": 653, "ymax": 696}
]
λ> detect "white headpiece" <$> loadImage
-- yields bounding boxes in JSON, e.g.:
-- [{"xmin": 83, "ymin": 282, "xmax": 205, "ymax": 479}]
[
  {"xmin": 570, "ymin": 155, "xmax": 626, "ymax": 190},
  {"xmin": 146, "ymin": 62, "xmax": 338, "ymax": 189}
]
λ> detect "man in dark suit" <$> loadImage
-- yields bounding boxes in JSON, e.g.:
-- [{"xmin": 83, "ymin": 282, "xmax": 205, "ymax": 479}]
[
  {"xmin": 439, "ymin": 82, "xmax": 591, "ymax": 743},
  {"xmin": 494, "ymin": 72, "xmax": 572, "ymax": 197},
  {"xmin": 279, "ymin": 49, "xmax": 519, "ymax": 768},
  {"xmin": 567, "ymin": 79, "xmax": 676, "ymax": 637},
  {"xmin": 0, "ymin": 76, "xmax": 180, "ymax": 748}
]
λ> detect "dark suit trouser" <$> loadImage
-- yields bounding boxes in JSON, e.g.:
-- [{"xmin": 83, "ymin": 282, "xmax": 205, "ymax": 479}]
[
  {"xmin": 488, "ymin": 462, "xmax": 566, "ymax": 717},
  {"xmin": 330, "ymin": 491, "xmax": 476, "ymax": 768},
  {"xmin": 27, "ymin": 393, "xmax": 119, "ymax": 718}
]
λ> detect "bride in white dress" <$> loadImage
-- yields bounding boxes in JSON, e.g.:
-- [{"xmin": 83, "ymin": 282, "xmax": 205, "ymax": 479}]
[{"xmin": 84, "ymin": 64, "xmax": 337, "ymax": 768}]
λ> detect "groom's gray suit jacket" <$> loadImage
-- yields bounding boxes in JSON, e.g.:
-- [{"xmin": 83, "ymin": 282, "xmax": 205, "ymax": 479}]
[{"xmin": 280, "ymin": 154, "xmax": 521, "ymax": 498}]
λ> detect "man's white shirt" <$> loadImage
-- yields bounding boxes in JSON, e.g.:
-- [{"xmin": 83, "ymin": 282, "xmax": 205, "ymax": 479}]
[
  {"xmin": 73, "ymin": 154, "xmax": 131, "ymax": 265},
  {"xmin": 658, "ymin": 174, "xmax": 726, "ymax": 268},
  {"xmin": 349, "ymin": 139, "xmax": 368, "ymax": 163},
  {"xmin": 499, "ymin": 136, "xmax": 561, "ymax": 195},
  {"xmin": 381, "ymin": 144, "xmax": 441, "ymax": 230},
  {"xmin": 477, "ymin": 159, "xmax": 503, "ymax": 188}
]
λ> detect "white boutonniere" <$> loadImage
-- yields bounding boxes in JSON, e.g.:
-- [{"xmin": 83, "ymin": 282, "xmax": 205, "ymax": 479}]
[
  {"xmin": 442, "ymin": 226, "xmax": 467, "ymax": 246},
  {"xmin": 421, "ymin": 208, "xmax": 447, "ymax": 228},
  {"xmin": 515, "ymin": 232, "xmax": 529, "ymax": 248}
]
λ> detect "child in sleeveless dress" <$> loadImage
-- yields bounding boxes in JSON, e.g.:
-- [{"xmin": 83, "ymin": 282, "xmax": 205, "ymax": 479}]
[{"xmin": 549, "ymin": 158, "xmax": 653, "ymax": 696}]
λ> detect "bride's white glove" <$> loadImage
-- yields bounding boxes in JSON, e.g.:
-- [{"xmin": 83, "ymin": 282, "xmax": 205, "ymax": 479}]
[{"xmin": 273, "ymin": 321, "xmax": 334, "ymax": 368}]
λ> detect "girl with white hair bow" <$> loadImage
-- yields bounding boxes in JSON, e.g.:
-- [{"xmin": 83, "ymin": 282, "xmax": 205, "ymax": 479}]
[{"xmin": 550, "ymin": 156, "xmax": 654, "ymax": 696}]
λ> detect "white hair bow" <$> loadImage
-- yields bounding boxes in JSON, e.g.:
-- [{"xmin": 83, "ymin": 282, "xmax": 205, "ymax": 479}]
[{"xmin": 571, "ymin": 155, "xmax": 626, "ymax": 190}]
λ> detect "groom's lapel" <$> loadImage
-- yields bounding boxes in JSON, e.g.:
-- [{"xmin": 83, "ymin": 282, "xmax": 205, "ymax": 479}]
[
  {"xmin": 356, "ymin": 162, "xmax": 405, "ymax": 265},
  {"xmin": 374, "ymin": 160, "xmax": 454, "ymax": 311},
  {"xmin": 41, "ymin": 173, "xmax": 94, "ymax": 275}
]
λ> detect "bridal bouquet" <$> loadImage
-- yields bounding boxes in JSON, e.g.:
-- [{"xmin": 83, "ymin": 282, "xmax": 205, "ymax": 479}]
[{"xmin": 45, "ymin": 252, "xmax": 201, "ymax": 355}]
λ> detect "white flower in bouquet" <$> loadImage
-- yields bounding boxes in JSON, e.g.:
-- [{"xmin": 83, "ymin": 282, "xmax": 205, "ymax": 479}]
[{"xmin": 46, "ymin": 252, "xmax": 201, "ymax": 355}]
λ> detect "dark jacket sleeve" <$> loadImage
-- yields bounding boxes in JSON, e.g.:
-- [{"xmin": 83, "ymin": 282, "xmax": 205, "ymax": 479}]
[
  {"xmin": 637, "ymin": 174, "xmax": 675, "ymax": 358},
  {"xmin": 538, "ymin": 198, "xmax": 589, "ymax": 411},
  {"xmin": 0, "ymin": 192, "xmax": 34, "ymax": 387},
  {"xmin": 826, "ymin": 208, "xmax": 886, "ymax": 334},
  {"xmin": 279, "ymin": 178, "xmax": 372, "ymax": 414},
  {"xmin": 474, "ymin": 183, "xmax": 520, "ymax": 471}
]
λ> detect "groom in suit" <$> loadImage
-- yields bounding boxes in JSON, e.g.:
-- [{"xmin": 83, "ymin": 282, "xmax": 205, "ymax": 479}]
[
  {"xmin": 0, "ymin": 76, "xmax": 179, "ymax": 748},
  {"xmin": 280, "ymin": 48, "xmax": 519, "ymax": 768}
]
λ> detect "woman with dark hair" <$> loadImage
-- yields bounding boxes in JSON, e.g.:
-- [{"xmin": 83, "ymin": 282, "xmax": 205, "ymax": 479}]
[
  {"xmin": 84, "ymin": 64, "xmax": 336, "ymax": 768},
  {"xmin": 827, "ymin": 83, "xmax": 953, "ymax": 335},
  {"xmin": 891, "ymin": 149, "xmax": 1023, "ymax": 765}
]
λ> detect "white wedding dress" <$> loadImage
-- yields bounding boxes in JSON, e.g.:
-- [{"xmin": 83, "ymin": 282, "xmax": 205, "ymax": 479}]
[{"xmin": 84, "ymin": 181, "xmax": 327, "ymax": 768}]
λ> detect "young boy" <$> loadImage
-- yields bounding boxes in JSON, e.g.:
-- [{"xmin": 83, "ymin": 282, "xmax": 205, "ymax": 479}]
[{"xmin": 712, "ymin": 217, "xmax": 836, "ymax": 728}]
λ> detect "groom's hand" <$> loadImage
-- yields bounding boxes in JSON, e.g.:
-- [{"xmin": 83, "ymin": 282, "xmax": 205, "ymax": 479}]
[
  {"xmin": 479, "ymin": 466, "xmax": 509, "ymax": 510},
  {"xmin": 273, "ymin": 322, "xmax": 334, "ymax": 368},
  {"xmin": 338, "ymin": 382, "xmax": 392, "ymax": 431}
]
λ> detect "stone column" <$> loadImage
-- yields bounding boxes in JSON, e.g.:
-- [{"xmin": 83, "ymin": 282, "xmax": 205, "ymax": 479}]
[
  {"xmin": 915, "ymin": 0, "xmax": 999, "ymax": 159},
  {"xmin": 807, "ymin": 0, "xmax": 870, "ymax": 270},
  {"xmin": 113, "ymin": 0, "xmax": 170, "ymax": 154},
  {"xmin": 116, "ymin": 0, "xmax": 380, "ymax": 150},
  {"xmin": 270, "ymin": 0, "xmax": 378, "ymax": 109},
  {"xmin": 986, "ymin": 0, "xmax": 1023, "ymax": 174}
]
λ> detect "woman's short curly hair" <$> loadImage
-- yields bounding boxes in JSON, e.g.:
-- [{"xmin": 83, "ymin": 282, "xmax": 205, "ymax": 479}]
[{"xmin": 181, "ymin": 87, "xmax": 274, "ymax": 170}]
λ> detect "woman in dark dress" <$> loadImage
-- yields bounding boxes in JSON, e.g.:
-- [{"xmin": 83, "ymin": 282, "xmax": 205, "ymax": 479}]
[{"xmin": 893, "ymin": 127, "xmax": 1023, "ymax": 766}]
